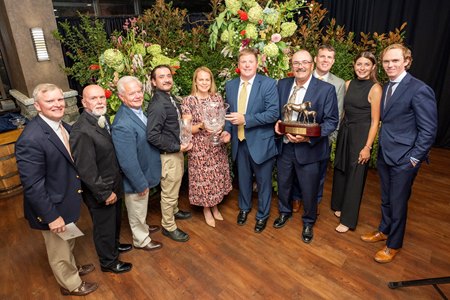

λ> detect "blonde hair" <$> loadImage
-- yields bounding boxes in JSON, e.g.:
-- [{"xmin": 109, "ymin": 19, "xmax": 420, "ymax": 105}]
[
  {"xmin": 190, "ymin": 66, "xmax": 217, "ymax": 95},
  {"xmin": 32, "ymin": 83, "xmax": 63, "ymax": 103},
  {"xmin": 381, "ymin": 43, "xmax": 413, "ymax": 70}
]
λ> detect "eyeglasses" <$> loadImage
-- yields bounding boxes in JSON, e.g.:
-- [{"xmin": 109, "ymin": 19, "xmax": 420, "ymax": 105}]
[{"xmin": 292, "ymin": 60, "xmax": 312, "ymax": 67}]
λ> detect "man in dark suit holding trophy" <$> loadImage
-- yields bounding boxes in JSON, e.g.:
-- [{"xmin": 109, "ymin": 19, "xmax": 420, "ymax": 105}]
[{"xmin": 273, "ymin": 50, "xmax": 339, "ymax": 243}]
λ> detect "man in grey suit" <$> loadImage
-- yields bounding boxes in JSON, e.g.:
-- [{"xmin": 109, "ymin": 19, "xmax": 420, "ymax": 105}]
[
  {"xmin": 291, "ymin": 44, "xmax": 345, "ymax": 213},
  {"xmin": 112, "ymin": 76, "xmax": 163, "ymax": 251}
]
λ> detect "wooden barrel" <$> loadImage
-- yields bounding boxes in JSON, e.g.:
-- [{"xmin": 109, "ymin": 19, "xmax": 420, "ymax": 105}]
[{"xmin": 0, "ymin": 129, "xmax": 23, "ymax": 199}]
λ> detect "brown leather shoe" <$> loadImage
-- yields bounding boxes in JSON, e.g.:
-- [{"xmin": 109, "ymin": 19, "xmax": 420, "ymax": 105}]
[
  {"xmin": 136, "ymin": 240, "xmax": 163, "ymax": 251},
  {"xmin": 292, "ymin": 200, "xmax": 300, "ymax": 213},
  {"xmin": 374, "ymin": 246, "xmax": 400, "ymax": 263},
  {"xmin": 149, "ymin": 224, "xmax": 160, "ymax": 233},
  {"xmin": 60, "ymin": 281, "xmax": 98, "ymax": 296},
  {"xmin": 361, "ymin": 231, "xmax": 388, "ymax": 243},
  {"xmin": 78, "ymin": 264, "xmax": 95, "ymax": 276}
]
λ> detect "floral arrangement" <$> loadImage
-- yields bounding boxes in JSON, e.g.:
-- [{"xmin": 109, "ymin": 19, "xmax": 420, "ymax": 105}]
[
  {"xmin": 209, "ymin": 0, "xmax": 307, "ymax": 79},
  {"xmin": 91, "ymin": 17, "xmax": 180, "ymax": 113}
]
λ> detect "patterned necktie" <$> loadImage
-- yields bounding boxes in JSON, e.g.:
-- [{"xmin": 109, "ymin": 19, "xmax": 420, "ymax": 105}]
[
  {"xmin": 384, "ymin": 82, "xmax": 397, "ymax": 109},
  {"xmin": 288, "ymin": 85, "xmax": 302, "ymax": 104},
  {"xmin": 238, "ymin": 81, "xmax": 248, "ymax": 141},
  {"xmin": 170, "ymin": 96, "xmax": 181, "ymax": 120},
  {"xmin": 59, "ymin": 123, "xmax": 73, "ymax": 160}
]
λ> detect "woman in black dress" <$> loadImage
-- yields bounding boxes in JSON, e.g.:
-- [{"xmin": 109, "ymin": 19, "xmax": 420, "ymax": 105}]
[{"xmin": 331, "ymin": 52, "xmax": 382, "ymax": 233}]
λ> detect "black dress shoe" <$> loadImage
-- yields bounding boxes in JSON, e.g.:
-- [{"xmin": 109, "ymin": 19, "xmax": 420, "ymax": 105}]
[
  {"xmin": 148, "ymin": 224, "xmax": 161, "ymax": 233},
  {"xmin": 136, "ymin": 240, "xmax": 163, "ymax": 251},
  {"xmin": 237, "ymin": 210, "xmax": 249, "ymax": 226},
  {"xmin": 118, "ymin": 243, "xmax": 132, "ymax": 253},
  {"xmin": 162, "ymin": 228, "xmax": 189, "ymax": 242},
  {"xmin": 174, "ymin": 210, "xmax": 192, "ymax": 220},
  {"xmin": 254, "ymin": 219, "xmax": 267, "ymax": 233},
  {"xmin": 273, "ymin": 214, "xmax": 292, "ymax": 229},
  {"xmin": 101, "ymin": 261, "xmax": 132, "ymax": 274},
  {"xmin": 302, "ymin": 225, "xmax": 314, "ymax": 244}
]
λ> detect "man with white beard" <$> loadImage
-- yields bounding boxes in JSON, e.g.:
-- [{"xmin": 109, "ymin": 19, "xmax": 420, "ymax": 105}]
[{"xmin": 70, "ymin": 84, "xmax": 133, "ymax": 274}]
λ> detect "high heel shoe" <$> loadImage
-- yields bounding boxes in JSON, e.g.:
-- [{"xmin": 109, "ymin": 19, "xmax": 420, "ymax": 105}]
[
  {"xmin": 203, "ymin": 207, "xmax": 215, "ymax": 227},
  {"xmin": 211, "ymin": 206, "xmax": 223, "ymax": 221}
]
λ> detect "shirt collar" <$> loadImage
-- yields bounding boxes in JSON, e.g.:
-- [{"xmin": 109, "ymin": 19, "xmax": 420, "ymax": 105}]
[
  {"xmin": 39, "ymin": 113, "xmax": 61, "ymax": 132},
  {"xmin": 240, "ymin": 74, "xmax": 256, "ymax": 86},
  {"xmin": 391, "ymin": 71, "xmax": 408, "ymax": 83},
  {"xmin": 293, "ymin": 74, "xmax": 312, "ymax": 91},
  {"xmin": 313, "ymin": 70, "xmax": 329, "ymax": 81}
]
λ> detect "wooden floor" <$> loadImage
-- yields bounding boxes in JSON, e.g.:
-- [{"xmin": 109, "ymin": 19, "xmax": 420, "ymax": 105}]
[{"xmin": 1, "ymin": 147, "xmax": 449, "ymax": 300}]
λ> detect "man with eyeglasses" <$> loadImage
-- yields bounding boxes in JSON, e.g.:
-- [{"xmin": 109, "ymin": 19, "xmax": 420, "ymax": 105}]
[
  {"xmin": 290, "ymin": 45, "xmax": 346, "ymax": 214},
  {"xmin": 147, "ymin": 65, "xmax": 193, "ymax": 242},
  {"xmin": 273, "ymin": 50, "xmax": 339, "ymax": 243}
]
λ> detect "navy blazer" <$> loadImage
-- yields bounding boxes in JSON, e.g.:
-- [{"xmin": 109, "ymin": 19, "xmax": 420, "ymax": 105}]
[
  {"xmin": 15, "ymin": 115, "xmax": 82, "ymax": 230},
  {"xmin": 224, "ymin": 73, "xmax": 280, "ymax": 164},
  {"xmin": 70, "ymin": 111, "xmax": 123, "ymax": 207},
  {"xmin": 112, "ymin": 104, "xmax": 161, "ymax": 194},
  {"xmin": 379, "ymin": 73, "xmax": 437, "ymax": 166},
  {"xmin": 277, "ymin": 76, "xmax": 339, "ymax": 164}
]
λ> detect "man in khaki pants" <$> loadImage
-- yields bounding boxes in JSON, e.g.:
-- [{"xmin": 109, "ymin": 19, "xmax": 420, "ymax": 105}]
[
  {"xmin": 15, "ymin": 83, "xmax": 97, "ymax": 296},
  {"xmin": 112, "ymin": 76, "xmax": 163, "ymax": 252},
  {"xmin": 147, "ymin": 65, "xmax": 193, "ymax": 242}
]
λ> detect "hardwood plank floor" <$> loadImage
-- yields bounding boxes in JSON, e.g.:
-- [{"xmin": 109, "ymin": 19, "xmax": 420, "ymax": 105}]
[{"xmin": 1, "ymin": 147, "xmax": 449, "ymax": 299}]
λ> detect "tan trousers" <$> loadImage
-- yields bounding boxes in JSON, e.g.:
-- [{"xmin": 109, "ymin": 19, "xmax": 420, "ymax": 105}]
[
  {"xmin": 124, "ymin": 192, "xmax": 152, "ymax": 248},
  {"xmin": 41, "ymin": 231, "xmax": 82, "ymax": 291},
  {"xmin": 160, "ymin": 152, "xmax": 183, "ymax": 231}
]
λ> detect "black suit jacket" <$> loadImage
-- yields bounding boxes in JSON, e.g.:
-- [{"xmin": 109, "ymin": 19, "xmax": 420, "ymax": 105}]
[
  {"xmin": 15, "ymin": 115, "xmax": 82, "ymax": 230},
  {"xmin": 70, "ymin": 111, "xmax": 123, "ymax": 208}
]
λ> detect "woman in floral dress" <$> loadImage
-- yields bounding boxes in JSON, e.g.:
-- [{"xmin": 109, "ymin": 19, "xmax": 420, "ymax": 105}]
[{"xmin": 181, "ymin": 67, "xmax": 232, "ymax": 227}]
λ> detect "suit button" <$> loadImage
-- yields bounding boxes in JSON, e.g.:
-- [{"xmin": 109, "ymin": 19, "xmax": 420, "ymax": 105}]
[
  {"xmin": 77, "ymin": 189, "xmax": 83, "ymax": 194},
  {"xmin": 76, "ymin": 175, "xmax": 80, "ymax": 179}
]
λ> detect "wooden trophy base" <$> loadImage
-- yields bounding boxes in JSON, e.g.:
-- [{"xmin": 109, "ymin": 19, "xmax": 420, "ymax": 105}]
[{"xmin": 278, "ymin": 122, "xmax": 321, "ymax": 137}]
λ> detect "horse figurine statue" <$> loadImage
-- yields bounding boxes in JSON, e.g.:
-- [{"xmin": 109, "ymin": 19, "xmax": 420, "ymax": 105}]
[
  {"xmin": 301, "ymin": 110, "xmax": 317, "ymax": 124},
  {"xmin": 282, "ymin": 101, "xmax": 312, "ymax": 122}
]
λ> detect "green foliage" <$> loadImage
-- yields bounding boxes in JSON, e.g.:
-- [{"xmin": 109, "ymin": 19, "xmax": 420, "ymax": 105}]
[
  {"xmin": 52, "ymin": 13, "xmax": 111, "ymax": 85},
  {"xmin": 53, "ymin": 0, "xmax": 407, "ymax": 168}
]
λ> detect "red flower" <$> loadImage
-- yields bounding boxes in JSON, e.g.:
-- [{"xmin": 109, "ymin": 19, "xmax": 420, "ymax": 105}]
[
  {"xmin": 287, "ymin": 72, "xmax": 294, "ymax": 77},
  {"xmin": 263, "ymin": 67, "xmax": 269, "ymax": 74},
  {"xmin": 104, "ymin": 89, "xmax": 112, "ymax": 99},
  {"xmin": 171, "ymin": 65, "xmax": 180, "ymax": 69},
  {"xmin": 235, "ymin": 68, "xmax": 241, "ymax": 74},
  {"xmin": 258, "ymin": 19, "xmax": 263, "ymax": 25},
  {"xmin": 240, "ymin": 30, "xmax": 246, "ymax": 36},
  {"xmin": 238, "ymin": 10, "xmax": 248, "ymax": 21},
  {"xmin": 89, "ymin": 64, "xmax": 100, "ymax": 70}
]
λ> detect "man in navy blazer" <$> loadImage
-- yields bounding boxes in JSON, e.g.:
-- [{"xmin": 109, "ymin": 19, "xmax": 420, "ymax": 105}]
[
  {"xmin": 361, "ymin": 44, "xmax": 437, "ymax": 263},
  {"xmin": 15, "ymin": 83, "xmax": 97, "ymax": 296},
  {"xmin": 112, "ymin": 76, "xmax": 163, "ymax": 251},
  {"xmin": 273, "ymin": 50, "xmax": 339, "ymax": 243},
  {"xmin": 222, "ymin": 48, "xmax": 279, "ymax": 233}
]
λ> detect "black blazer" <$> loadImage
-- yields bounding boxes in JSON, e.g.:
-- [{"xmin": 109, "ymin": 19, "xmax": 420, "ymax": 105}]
[
  {"xmin": 15, "ymin": 115, "xmax": 82, "ymax": 230},
  {"xmin": 70, "ymin": 111, "xmax": 123, "ymax": 208}
]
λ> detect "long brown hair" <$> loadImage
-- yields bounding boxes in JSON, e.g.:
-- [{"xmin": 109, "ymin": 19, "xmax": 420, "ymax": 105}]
[{"xmin": 354, "ymin": 51, "xmax": 379, "ymax": 83}]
